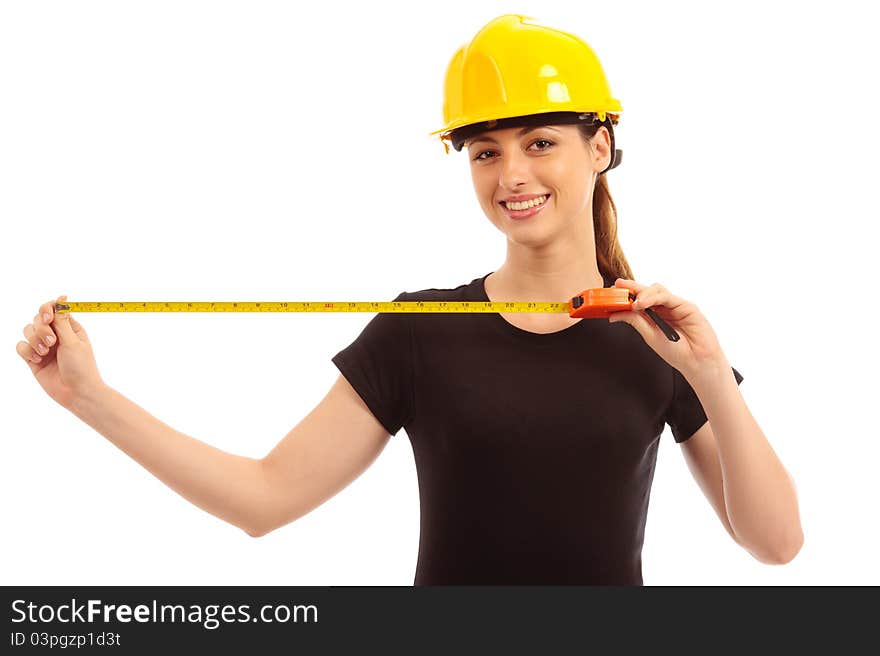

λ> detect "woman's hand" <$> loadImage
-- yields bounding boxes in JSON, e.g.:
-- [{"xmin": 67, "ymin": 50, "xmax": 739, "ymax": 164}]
[
  {"xmin": 608, "ymin": 278, "xmax": 727, "ymax": 378},
  {"xmin": 15, "ymin": 295, "xmax": 106, "ymax": 410}
]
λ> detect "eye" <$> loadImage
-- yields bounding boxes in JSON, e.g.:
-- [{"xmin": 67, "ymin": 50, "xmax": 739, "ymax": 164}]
[
  {"xmin": 532, "ymin": 139, "xmax": 554, "ymax": 150},
  {"xmin": 472, "ymin": 138, "xmax": 555, "ymax": 162}
]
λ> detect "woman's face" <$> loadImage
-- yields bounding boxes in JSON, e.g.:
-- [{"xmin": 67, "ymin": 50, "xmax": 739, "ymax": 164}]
[{"xmin": 466, "ymin": 123, "xmax": 611, "ymax": 246}]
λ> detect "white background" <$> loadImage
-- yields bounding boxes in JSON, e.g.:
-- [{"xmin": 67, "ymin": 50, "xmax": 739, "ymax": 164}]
[{"xmin": 2, "ymin": 0, "xmax": 877, "ymax": 586}]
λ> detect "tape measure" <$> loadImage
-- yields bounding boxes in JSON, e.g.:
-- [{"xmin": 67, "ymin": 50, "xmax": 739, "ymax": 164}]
[
  {"xmin": 53, "ymin": 287, "xmax": 626, "ymax": 317},
  {"xmin": 54, "ymin": 287, "xmax": 680, "ymax": 341},
  {"xmin": 53, "ymin": 300, "xmax": 571, "ymax": 314}
]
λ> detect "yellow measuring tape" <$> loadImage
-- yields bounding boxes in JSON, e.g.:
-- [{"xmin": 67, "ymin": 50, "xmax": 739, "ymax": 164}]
[
  {"xmin": 53, "ymin": 301, "xmax": 571, "ymax": 314},
  {"xmin": 51, "ymin": 290, "xmax": 683, "ymax": 340}
]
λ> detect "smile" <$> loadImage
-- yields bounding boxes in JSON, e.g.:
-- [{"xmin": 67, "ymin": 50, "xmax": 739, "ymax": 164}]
[
  {"xmin": 499, "ymin": 194, "xmax": 551, "ymax": 220},
  {"xmin": 501, "ymin": 194, "xmax": 549, "ymax": 210}
]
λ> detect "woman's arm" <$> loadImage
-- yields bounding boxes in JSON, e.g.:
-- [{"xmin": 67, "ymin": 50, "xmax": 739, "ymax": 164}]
[
  {"xmin": 687, "ymin": 359, "xmax": 804, "ymax": 564},
  {"xmin": 70, "ymin": 384, "xmax": 274, "ymax": 536},
  {"xmin": 69, "ymin": 373, "xmax": 393, "ymax": 538}
]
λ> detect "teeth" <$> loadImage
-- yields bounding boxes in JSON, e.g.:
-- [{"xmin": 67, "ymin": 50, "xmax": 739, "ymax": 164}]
[{"xmin": 504, "ymin": 195, "xmax": 548, "ymax": 210}]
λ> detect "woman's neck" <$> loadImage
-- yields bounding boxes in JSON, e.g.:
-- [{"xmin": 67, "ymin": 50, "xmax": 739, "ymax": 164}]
[{"xmin": 485, "ymin": 263, "xmax": 605, "ymax": 302}]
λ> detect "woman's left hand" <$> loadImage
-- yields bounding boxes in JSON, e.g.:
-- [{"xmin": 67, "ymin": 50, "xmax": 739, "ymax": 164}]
[{"xmin": 608, "ymin": 278, "xmax": 727, "ymax": 378}]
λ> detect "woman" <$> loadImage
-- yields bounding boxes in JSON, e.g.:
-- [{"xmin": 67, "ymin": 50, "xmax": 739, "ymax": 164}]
[{"xmin": 16, "ymin": 14, "xmax": 802, "ymax": 585}]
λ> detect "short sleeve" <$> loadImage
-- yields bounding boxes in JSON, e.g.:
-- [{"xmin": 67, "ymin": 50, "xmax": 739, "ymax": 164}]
[
  {"xmin": 665, "ymin": 365, "xmax": 744, "ymax": 444},
  {"xmin": 331, "ymin": 292, "xmax": 414, "ymax": 436}
]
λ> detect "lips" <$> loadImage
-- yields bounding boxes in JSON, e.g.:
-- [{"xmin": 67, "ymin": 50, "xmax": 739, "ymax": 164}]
[
  {"xmin": 500, "ymin": 192, "xmax": 550, "ymax": 204},
  {"xmin": 499, "ymin": 193, "xmax": 550, "ymax": 209},
  {"xmin": 499, "ymin": 193, "xmax": 551, "ymax": 220}
]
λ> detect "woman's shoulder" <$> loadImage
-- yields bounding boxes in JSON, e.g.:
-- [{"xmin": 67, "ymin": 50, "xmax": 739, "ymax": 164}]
[{"xmin": 396, "ymin": 273, "xmax": 489, "ymax": 302}]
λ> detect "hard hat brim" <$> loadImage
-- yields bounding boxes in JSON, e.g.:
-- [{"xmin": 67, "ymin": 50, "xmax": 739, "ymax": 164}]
[
  {"xmin": 429, "ymin": 109, "xmax": 620, "ymax": 140},
  {"xmin": 430, "ymin": 110, "xmax": 622, "ymax": 174},
  {"xmin": 438, "ymin": 110, "xmax": 618, "ymax": 152}
]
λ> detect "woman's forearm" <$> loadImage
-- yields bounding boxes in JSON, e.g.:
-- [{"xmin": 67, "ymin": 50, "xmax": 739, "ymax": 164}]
[
  {"xmin": 690, "ymin": 360, "xmax": 803, "ymax": 564},
  {"xmin": 69, "ymin": 384, "xmax": 273, "ymax": 536}
]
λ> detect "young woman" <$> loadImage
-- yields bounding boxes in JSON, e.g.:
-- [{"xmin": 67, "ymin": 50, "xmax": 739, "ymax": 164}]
[{"xmin": 16, "ymin": 14, "xmax": 802, "ymax": 585}]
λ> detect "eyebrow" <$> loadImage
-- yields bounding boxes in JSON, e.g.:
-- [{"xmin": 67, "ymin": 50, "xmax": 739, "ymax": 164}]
[{"xmin": 468, "ymin": 125, "xmax": 560, "ymax": 146}]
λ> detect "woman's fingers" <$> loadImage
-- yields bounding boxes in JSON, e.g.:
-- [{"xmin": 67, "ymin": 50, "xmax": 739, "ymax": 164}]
[
  {"xmin": 614, "ymin": 278, "xmax": 648, "ymax": 293},
  {"xmin": 18, "ymin": 297, "xmax": 65, "ymax": 365},
  {"xmin": 22, "ymin": 322, "xmax": 52, "ymax": 356},
  {"xmin": 49, "ymin": 295, "xmax": 77, "ymax": 345},
  {"xmin": 615, "ymin": 279, "xmax": 686, "ymax": 314},
  {"xmin": 16, "ymin": 339, "xmax": 42, "ymax": 364},
  {"xmin": 29, "ymin": 302, "xmax": 59, "ymax": 350}
]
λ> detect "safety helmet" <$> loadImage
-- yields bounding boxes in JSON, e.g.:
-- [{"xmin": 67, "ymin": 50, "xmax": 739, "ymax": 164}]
[{"xmin": 430, "ymin": 14, "xmax": 623, "ymax": 174}]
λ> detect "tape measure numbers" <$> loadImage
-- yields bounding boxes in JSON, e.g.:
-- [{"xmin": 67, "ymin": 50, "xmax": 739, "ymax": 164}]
[
  {"xmin": 53, "ymin": 301, "xmax": 570, "ymax": 314},
  {"xmin": 53, "ymin": 286, "xmax": 680, "ymax": 341},
  {"xmin": 52, "ymin": 287, "xmax": 628, "ymax": 317}
]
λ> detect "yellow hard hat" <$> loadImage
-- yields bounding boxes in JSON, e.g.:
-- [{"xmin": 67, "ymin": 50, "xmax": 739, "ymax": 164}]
[{"xmin": 430, "ymin": 14, "xmax": 623, "ymax": 173}]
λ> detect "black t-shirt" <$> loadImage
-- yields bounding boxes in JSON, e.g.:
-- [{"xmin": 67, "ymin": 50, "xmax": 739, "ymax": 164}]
[{"xmin": 331, "ymin": 271, "xmax": 743, "ymax": 585}]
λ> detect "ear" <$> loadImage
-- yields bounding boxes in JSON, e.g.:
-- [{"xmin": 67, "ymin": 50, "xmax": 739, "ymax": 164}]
[{"xmin": 590, "ymin": 127, "xmax": 612, "ymax": 172}]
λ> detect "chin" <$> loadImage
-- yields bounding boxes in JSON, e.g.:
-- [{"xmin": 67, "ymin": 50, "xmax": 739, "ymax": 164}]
[{"xmin": 504, "ymin": 226, "xmax": 560, "ymax": 249}]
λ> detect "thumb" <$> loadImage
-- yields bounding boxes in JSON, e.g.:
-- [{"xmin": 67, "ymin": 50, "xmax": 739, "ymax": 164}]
[
  {"xmin": 68, "ymin": 313, "xmax": 89, "ymax": 341},
  {"xmin": 609, "ymin": 310, "xmax": 641, "ymax": 331},
  {"xmin": 608, "ymin": 309, "xmax": 632, "ymax": 325},
  {"xmin": 609, "ymin": 309, "xmax": 656, "ymax": 342},
  {"xmin": 51, "ymin": 295, "xmax": 79, "ymax": 345}
]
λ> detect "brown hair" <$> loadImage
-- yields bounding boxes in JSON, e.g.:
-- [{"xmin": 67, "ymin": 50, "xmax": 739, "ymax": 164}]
[{"xmin": 576, "ymin": 121, "xmax": 634, "ymax": 284}]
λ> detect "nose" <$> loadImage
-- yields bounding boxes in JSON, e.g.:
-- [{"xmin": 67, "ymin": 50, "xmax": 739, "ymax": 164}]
[{"xmin": 498, "ymin": 149, "xmax": 533, "ymax": 191}]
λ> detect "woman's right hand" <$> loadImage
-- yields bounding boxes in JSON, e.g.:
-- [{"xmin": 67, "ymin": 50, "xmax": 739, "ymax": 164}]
[{"xmin": 16, "ymin": 295, "xmax": 106, "ymax": 410}]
